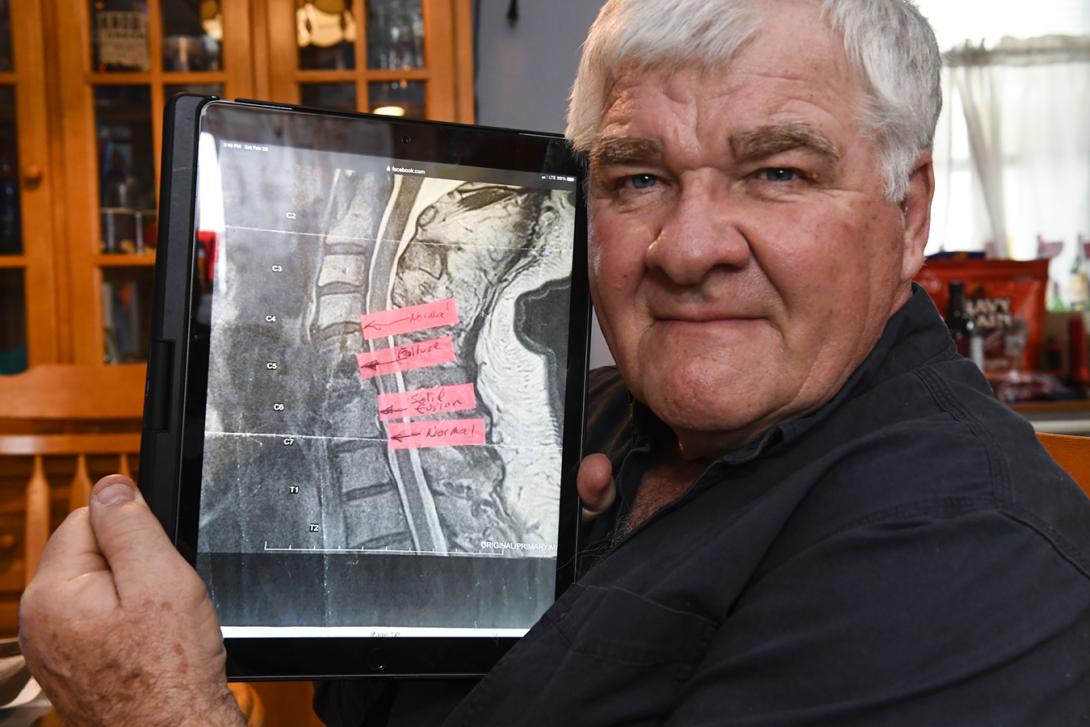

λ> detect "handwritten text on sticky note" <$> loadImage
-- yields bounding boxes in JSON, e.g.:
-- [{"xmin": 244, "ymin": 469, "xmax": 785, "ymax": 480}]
[
  {"xmin": 356, "ymin": 336, "xmax": 455, "ymax": 379},
  {"xmin": 360, "ymin": 298, "xmax": 458, "ymax": 340},
  {"xmin": 386, "ymin": 417, "xmax": 487, "ymax": 450},
  {"xmin": 377, "ymin": 383, "xmax": 477, "ymax": 420}
]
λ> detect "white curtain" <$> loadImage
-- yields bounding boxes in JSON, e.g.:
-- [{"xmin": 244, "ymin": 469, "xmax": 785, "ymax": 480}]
[
  {"xmin": 948, "ymin": 47, "xmax": 1010, "ymax": 256},
  {"xmin": 929, "ymin": 35, "xmax": 1090, "ymax": 286}
]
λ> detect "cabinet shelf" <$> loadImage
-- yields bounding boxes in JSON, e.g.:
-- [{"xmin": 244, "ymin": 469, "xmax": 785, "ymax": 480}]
[
  {"xmin": 93, "ymin": 254, "xmax": 156, "ymax": 268},
  {"xmin": 293, "ymin": 68, "xmax": 431, "ymax": 82},
  {"xmin": 89, "ymin": 71, "xmax": 229, "ymax": 85}
]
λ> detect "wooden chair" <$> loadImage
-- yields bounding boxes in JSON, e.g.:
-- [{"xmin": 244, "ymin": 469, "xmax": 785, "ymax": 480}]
[
  {"xmin": 1036, "ymin": 432, "xmax": 1090, "ymax": 498},
  {"xmin": 0, "ymin": 365, "xmax": 145, "ymax": 588}
]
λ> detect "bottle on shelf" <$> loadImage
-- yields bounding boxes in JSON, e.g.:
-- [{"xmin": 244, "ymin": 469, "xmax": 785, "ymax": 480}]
[
  {"xmin": 1068, "ymin": 246, "xmax": 1089, "ymax": 311},
  {"xmin": 1049, "ymin": 280, "xmax": 1068, "ymax": 312},
  {"xmin": 1043, "ymin": 335, "xmax": 1064, "ymax": 377},
  {"xmin": 946, "ymin": 280, "xmax": 984, "ymax": 371},
  {"xmin": 100, "ymin": 148, "xmax": 140, "ymax": 254},
  {"xmin": 1069, "ymin": 316, "xmax": 1089, "ymax": 394}
]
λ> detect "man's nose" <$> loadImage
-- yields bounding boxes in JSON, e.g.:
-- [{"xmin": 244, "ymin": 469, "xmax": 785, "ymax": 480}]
[{"xmin": 644, "ymin": 177, "xmax": 750, "ymax": 286}]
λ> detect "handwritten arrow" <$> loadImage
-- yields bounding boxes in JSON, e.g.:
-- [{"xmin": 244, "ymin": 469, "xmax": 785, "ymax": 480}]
[
  {"xmin": 379, "ymin": 405, "xmax": 407, "ymax": 416},
  {"xmin": 362, "ymin": 316, "xmax": 412, "ymax": 332},
  {"xmin": 388, "ymin": 432, "xmax": 418, "ymax": 443},
  {"xmin": 358, "ymin": 359, "xmax": 381, "ymax": 371}
]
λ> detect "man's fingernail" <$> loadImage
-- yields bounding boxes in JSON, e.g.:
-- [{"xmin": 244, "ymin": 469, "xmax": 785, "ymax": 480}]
[{"xmin": 95, "ymin": 481, "xmax": 136, "ymax": 505}]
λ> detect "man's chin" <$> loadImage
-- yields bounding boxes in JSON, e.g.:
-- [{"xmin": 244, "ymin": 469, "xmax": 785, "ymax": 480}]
[{"xmin": 643, "ymin": 385, "xmax": 777, "ymax": 449}]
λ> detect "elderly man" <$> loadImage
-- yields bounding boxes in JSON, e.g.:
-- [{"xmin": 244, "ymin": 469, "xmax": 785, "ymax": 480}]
[{"xmin": 20, "ymin": 0, "xmax": 1090, "ymax": 724}]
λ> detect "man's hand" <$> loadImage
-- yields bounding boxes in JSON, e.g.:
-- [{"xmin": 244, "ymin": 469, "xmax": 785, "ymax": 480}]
[
  {"xmin": 577, "ymin": 454, "xmax": 616, "ymax": 522},
  {"xmin": 18, "ymin": 475, "xmax": 244, "ymax": 727}
]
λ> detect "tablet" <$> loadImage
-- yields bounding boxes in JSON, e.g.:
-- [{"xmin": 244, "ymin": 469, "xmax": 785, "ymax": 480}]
[{"xmin": 140, "ymin": 96, "xmax": 589, "ymax": 678}]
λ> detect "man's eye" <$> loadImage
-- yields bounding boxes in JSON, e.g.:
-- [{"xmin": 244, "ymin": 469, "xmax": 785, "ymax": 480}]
[
  {"xmin": 624, "ymin": 174, "xmax": 658, "ymax": 190},
  {"xmin": 756, "ymin": 168, "xmax": 801, "ymax": 183}
]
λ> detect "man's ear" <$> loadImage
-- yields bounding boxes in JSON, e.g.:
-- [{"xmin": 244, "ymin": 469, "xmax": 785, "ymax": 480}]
[{"xmin": 899, "ymin": 150, "xmax": 935, "ymax": 283}]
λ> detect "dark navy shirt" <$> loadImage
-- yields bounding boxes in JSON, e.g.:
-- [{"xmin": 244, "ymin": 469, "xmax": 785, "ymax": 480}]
[{"xmin": 317, "ymin": 287, "xmax": 1090, "ymax": 725}]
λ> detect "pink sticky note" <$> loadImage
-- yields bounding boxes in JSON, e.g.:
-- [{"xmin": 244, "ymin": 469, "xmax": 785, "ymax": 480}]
[
  {"xmin": 356, "ymin": 336, "xmax": 456, "ymax": 380},
  {"xmin": 360, "ymin": 298, "xmax": 459, "ymax": 340},
  {"xmin": 386, "ymin": 417, "xmax": 487, "ymax": 450},
  {"xmin": 377, "ymin": 383, "xmax": 477, "ymax": 420}
]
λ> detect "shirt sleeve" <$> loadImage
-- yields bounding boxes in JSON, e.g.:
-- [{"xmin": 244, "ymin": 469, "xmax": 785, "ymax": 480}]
[{"xmin": 664, "ymin": 507, "xmax": 1090, "ymax": 726}]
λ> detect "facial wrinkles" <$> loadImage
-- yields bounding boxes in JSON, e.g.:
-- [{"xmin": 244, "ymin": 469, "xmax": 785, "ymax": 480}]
[
  {"xmin": 713, "ymin": 56, "xmax": 858, "ymax": 133},
  {"xmin": 629, "ymin": 82, "xmax": 850, "ymax": 198},
  {"xmin": 606, "ymin": 74, "xmax": 705, "ymax": 157}
]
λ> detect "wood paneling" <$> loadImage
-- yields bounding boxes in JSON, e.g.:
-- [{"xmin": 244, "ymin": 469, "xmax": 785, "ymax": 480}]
[{"xmin": 0, "ymin": 363, "xmax": 145, "ymax": 421}]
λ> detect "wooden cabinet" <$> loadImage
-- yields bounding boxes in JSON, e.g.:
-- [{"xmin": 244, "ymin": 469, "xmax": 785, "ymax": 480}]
[
  {"xmin": 1, "ymin": 5, "xmax": 473, "ymax": 720},
  {"xmin": 53, "ymin": 0, "xmax": 258, "ymax": 367},
  {"xmin": 262, "ymin": 0, "xmax": 474, "ymax": 122},
  {"xmin": 2, "ymin": 0, "xmax": 474, "ymax": 372}
]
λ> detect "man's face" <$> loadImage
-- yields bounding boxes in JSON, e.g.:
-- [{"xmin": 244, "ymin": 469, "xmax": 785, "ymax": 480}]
[{"xmin": 587, "ymin": 1, "xmax": 932, "ymax": 458}]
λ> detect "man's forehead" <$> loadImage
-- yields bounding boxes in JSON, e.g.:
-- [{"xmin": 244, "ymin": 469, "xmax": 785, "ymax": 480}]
[{"xmin": 601, "ymin": 62, "xmax": 707, "ymax": 119}]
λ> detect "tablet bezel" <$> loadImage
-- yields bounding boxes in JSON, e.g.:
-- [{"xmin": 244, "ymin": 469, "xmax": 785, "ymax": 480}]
[{"xmin": 140, "ymin": 95, "xmax": 590, "ymax": 678}]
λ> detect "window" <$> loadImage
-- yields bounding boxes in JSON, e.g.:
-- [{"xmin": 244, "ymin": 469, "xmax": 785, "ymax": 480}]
[{"xmin": 916, "ymin": 0, "xmax": 1090, "ymax": 306}]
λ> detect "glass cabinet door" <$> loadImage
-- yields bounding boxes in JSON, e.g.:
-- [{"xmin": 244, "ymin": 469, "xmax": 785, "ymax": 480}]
[
  {"xmin": 266, "ymin": 0, "xmax": 469, "ymax": 122},
  {"xmin": 0, "ymin": 0, "xmax": 57, "ymax": 373},
  {"xmin": 0, "ymin": 81, "xmax": 26, "ymax": 373},
  {"xmin": 47, "ymin": 0, "xmax": 470, "ymax": 367},
  {"xmin": 57, "ymin": 0, "xmax": 253, "ymax": 365}
]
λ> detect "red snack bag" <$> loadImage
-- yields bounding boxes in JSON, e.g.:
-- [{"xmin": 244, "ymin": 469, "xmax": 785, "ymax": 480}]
[{"xmin": 915, "ymin": 258, "xmax": 1049, "ymax": 375}]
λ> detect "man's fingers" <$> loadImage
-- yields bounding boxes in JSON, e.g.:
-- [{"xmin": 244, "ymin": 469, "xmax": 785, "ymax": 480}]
[
  {"xmin": 24, "ymin": 508, "xmax": 118, "ymax": 643},
  {"xmin": 577, "ymin": 453, "xmax": 616, "ymax": 521},
  {"xmin": 87, "ymin": 474, "xmax": 190, "ymax": 601},
  {"xmin": 34, "ymin": 507, "xmax": 109, "ymax": 582}
]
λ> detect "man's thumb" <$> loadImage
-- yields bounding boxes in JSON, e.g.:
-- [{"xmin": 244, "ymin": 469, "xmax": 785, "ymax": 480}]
[
  {"xmin": 88, "ymin": 475, "xmax": 181, "ymax": 596},
  {"xmin": 93, "ymin": 474, "xmax": 139, "ymax": 506},
  {"xmin": 577, "ymin": 453, "xmax": 616, "ymax": 521}
]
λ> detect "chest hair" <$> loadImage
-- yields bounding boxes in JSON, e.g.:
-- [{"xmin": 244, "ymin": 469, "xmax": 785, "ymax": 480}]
[{"xmin": 615, "ymin": 456, "xmax": 707, "ymax": 542}]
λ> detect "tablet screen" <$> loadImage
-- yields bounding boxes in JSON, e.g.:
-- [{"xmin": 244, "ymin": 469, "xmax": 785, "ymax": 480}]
[{"xmin": 187, "ymin": 102, "xmax": 582, "ymax": 641}]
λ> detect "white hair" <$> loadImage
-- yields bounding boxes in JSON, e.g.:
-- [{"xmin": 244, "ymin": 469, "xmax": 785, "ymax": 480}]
[{"xmin": 566, "ymin": 0, "xmax": 942, "ymax": 201}]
